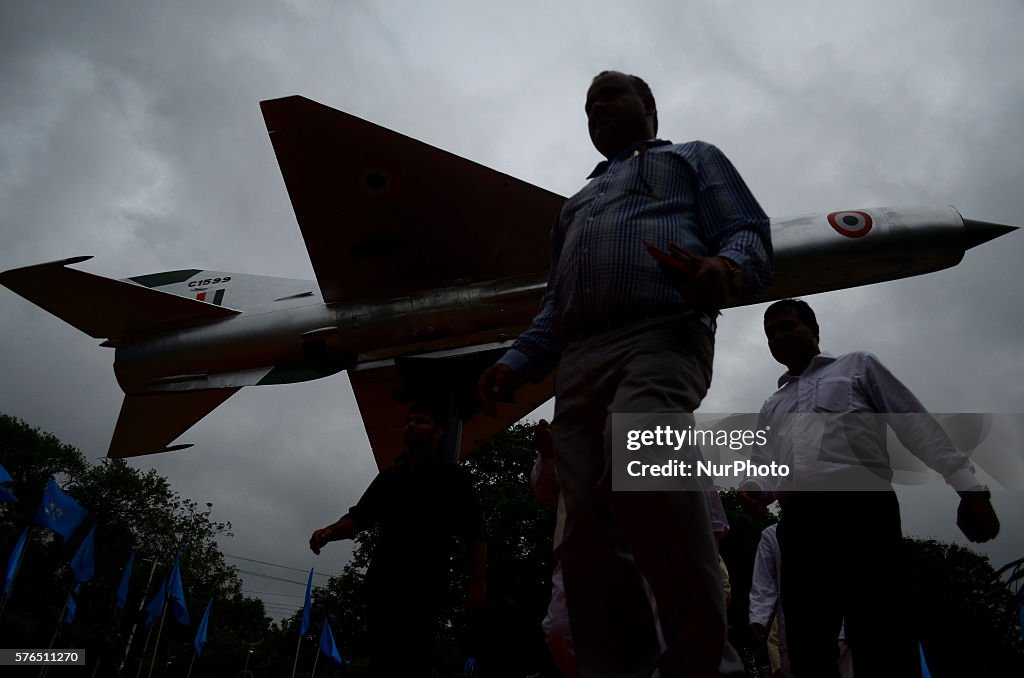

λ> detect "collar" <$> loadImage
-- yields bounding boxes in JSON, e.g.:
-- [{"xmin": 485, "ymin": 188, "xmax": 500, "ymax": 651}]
[
  {"xmin": 586, "ymin": 138, "xmax": 672, "ymax": 179},
  {"xmin": 776, "ymin": 351, "xmax": 836, "ymax": 388}
]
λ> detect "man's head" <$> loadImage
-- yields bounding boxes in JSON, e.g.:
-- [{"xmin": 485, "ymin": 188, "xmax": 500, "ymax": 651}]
[
  {"xmin": 763, "ymin": 299, "xmax": 820, "ymax": 374},
  {"xmin": 404, "ymin": 401, "xmax": 446, "ymax": 455},
  {"xmin": 585, "ymin": 71, "xmax": 658, "ymax": 159}
]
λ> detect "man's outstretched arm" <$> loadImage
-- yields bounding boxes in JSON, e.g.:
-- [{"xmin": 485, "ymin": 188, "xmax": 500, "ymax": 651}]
[
  {"xmin": 309, "ymin": 514, "xmax": 361, "ymax": 555},
  {"xmin": 862, "ymin": 353, "xmax": 1000, "ymax": 542}
]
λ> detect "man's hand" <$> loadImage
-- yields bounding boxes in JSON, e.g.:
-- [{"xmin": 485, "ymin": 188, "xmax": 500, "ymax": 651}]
[
  {"xmin": 956, "ymin": 491, "xmax": 1000, "ymax": 542},
  {"xmin": 533, "ymin": 419, "xmax": 554, "ymax": 459},
  {"xmin": 674, "ymin": 255, "xmax": 734, "ymax": 313},
  {"xmin": 309, "ymin": 527, "xmax": 333, "ymax": 555},
  {"xmin": 737, "ymin": 488, "xmax": 769, "ymax": 520},
  {"xmin": 477, "ymin": 363, "xmax": 524, "ymax": 417}
]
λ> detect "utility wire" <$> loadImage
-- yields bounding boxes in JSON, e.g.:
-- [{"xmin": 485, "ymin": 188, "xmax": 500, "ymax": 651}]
[
  {"xmin": 234, "ymin": 569, "xmax": 311, "ymax": 586},
  {"xmin": 242, "ymin": 590, "xmax": 308, "ymax": 598},
  {"xmin": 224, "ymin": 553, "xmax": 339, "ymax": 577}
]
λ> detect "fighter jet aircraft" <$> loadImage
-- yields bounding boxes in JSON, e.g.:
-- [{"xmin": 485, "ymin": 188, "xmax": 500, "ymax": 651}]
[{"xmin": 1, "ymin": 96, "xmax": 1016, "ymax": 468}]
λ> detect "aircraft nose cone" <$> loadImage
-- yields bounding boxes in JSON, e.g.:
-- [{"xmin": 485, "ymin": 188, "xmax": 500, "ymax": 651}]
[{"xmin": 963, "ymin": 218, "xmax": 1018, "ymax": 249}]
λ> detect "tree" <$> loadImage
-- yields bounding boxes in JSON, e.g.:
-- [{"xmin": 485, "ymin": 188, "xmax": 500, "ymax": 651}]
[
  {"xmin": 905, "ymin": 539, "xmax": 1024, "ymax": 677},
  {"xmin": 0, "ymin": 412, "xmax": 273, "ymax": 676}
]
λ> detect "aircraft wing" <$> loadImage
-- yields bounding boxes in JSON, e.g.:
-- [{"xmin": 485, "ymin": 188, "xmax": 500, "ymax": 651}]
[{"xmin": 260, "ymin": 96, "xmax": 564, "ymax": 305}]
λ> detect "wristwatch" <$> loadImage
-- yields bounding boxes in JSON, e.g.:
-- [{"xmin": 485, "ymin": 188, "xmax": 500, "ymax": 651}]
[{"xmin": 721, "ymin": 257, "xmax": 744, "ymax": 292}]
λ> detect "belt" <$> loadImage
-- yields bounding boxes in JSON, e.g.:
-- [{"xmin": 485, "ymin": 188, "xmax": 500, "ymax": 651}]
[{"xmin": 566, "ymin": 306, "xmax": 715, "ymax": 343}]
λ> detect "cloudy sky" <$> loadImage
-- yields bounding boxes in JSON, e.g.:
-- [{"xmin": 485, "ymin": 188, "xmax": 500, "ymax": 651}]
[{"xmin": 2, "ymin": 1, "xmax": 1023, "ymax": 622}]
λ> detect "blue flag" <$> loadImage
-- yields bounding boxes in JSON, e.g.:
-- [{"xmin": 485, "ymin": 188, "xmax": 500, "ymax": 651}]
[
  {"xmin": 300, "ymin": 567, "xmax": 313, "ymax": 636},
  {"xmin": 919, "ymin": 642, "xmax": 933, "ymax": 678},
  {"xmin": 70, "ymin": 525, "xmax": 96, "ymax": 584},
  {"xmin": 194, "ymin": 597, "xmax": 213, "ymax": 656},
  {"xmin": 116, "ymin": 551, "xmax": 135, "ymax": 610},
  {"xmin": 144, "ymin": 577, "xmax": 167, "ymax": 629},
  {"xmin": 319, "ymin": 618, "xmax": 343, "ymax": 665},
  {"xmin": 64, "ymin": 584, "xmax": 81, "ymax": 624},
  {"xmin": 4, "ymin": 527, "xmax": 29, "ymax": 596},
  {"xmin": 0, "ymin": 462, "xmax": 17, "ymax": 503},
  {"xmin": 167, "ymin": 553, "xmax": 189, "ymax": 624},
  {"xmin": 34, "ymin": 479, "xmax": 87, "ymax": 540}
]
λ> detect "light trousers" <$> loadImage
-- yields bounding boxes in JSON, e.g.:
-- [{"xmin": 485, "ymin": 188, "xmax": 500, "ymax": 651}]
[{"xmin": 551, "ymin": 314, "xmax": 746, "ymax": 678}]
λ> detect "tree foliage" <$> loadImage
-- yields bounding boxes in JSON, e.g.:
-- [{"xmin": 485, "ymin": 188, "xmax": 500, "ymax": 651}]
[
  {"xmin": 0, "ymin": 413, "xmax": 268, "ymax": 676},
  {"xmin": 905, "ymin": 539, "xmax": 1024, "ymax": 677}
]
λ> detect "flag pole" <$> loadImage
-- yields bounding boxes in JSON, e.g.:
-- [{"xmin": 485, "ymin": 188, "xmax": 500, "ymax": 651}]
[
  {"xmin": 134, "ymin": 623, "xmax": 155, "ymax": 678},
  {"xmin": 121, "ymin": 558, "xmax": 159, "ymax": 673},
  {"xmin": 146, "ymin": 594, "xmax": 170, "ymax": 678},
  {"xmin": 38, "ymin": 583, "xmax": 72, "ymax": 678},
  {"xmin": 293, "ymin": 566, "xmax": 314, "ymax": 678},
  {"xmin": 46, "ymin": 584, "xmax": 73, "ymax": 647},
  {"xmin": 310, "ymin": 644, "xmax": 320, "ymax": 678},
  {"xmin": 291, "ymin": 632, "xmax": 303, "ymax": 678},
  {"xmin": 185, "ymin": 650, "xmax": 196, "ymax": 678}
]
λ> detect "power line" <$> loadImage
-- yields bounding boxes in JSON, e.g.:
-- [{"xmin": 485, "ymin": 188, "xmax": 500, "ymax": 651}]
[
  {"xmin": 234, "ymin": 569, "xmax": 311, "ymax": 586},
  {"xmin": 242, "ymin": 590, "xmax": 308, "ymax": 598},
  {"xmin": 224, "ymin": 553, "xmax": 339, "ymax": 577}
]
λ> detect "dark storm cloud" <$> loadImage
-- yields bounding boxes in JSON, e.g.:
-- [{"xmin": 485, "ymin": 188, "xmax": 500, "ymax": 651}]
[{"xmin": 2, "ymin": 1, "xmax": 1022, "ymax": 619}]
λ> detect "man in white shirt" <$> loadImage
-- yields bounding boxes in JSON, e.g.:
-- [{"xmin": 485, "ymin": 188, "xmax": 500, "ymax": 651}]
[
  {"xmin": 739, "ymin": 298, "xmax": 999, "ymax": 677},
  {"xmin": 748, "ymin": 523, "xmax": 790, "ymax": 677},
  {"xmin": 749, "ymin": 523, "xmax": 853, "ymax": 678}
]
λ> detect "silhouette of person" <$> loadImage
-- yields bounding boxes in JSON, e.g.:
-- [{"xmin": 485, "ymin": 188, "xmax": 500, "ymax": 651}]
[
  {"xmin": 310, "ymin": 402, "xmax": 487, "ymax": 677},
  {"xmin": 739, "ymin": 298, "xmax": 998, "ymax": 677},
  {"xmin": 530, "ymin": 419, "xmax": 731, "ymax": 678},
  {"xmin": 478, "ymin": 70, "xmax": 771, "ymax": 678}
]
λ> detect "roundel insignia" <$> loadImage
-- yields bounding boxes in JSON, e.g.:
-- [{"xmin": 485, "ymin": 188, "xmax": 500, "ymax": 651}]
[{"xmin": 827, "ymin": 210, "xmax": 873, "ymax": 238}]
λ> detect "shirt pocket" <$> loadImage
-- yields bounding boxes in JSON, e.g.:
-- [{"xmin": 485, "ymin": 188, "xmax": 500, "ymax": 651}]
[{"xmin": 813, "ymin": 376, "xmax": 853, "ymax": 412}]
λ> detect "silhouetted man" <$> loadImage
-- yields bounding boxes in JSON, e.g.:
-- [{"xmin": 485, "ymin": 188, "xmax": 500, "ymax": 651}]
[
  {"xmin": 479, "ymin": 71, "xmax": 772, "ymax": 677},
  {"xmin": 310, "ymin": 402, "xmax": 487, "ymax": 677},
  {"xmin": 740, "ymin": 298, "xmax": 999, "ymax": 677}
]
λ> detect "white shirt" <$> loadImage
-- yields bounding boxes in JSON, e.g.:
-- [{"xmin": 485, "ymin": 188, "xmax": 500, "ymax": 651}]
[
  {"xmin": 748, "ymin": 524, "xmax": 785, "ymax": 648},
  {"xmin": 748, "ymin": 523, "xmax": 848, "ymax": 654},
  {"xmin": 748, "ymin": 351, "xmax": 979, "ymax": 496}
]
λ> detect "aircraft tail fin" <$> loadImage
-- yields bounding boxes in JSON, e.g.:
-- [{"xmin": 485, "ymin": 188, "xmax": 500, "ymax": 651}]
[
  {"xmin": 350, "ymin": 344, "xmax": 553, "ymax": 470},
  {"xmin": 0, "ymin": 257, "xmax": 239, "ymax": 341},
  {"xmin": 107, "ymin": 388, "xmax": 241, "ymax": 458}
]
